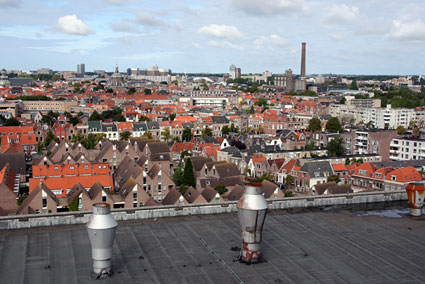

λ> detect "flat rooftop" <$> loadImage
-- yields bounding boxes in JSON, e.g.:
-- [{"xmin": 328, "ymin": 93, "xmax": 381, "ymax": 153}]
[{"xmin": 1, "ymin": 205, "xmax": 424, "ymax": 284}]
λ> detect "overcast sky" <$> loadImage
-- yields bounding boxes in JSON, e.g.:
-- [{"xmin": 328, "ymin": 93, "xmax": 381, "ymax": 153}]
[{"xmin": 1, "ymin": 0, "xmax": 424, "ymax": 75}]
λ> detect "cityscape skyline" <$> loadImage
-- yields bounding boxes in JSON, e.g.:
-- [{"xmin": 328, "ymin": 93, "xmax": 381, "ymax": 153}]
[{"xmin": 1, "ymin": 0, "xmax": 425, "ymax": 74}]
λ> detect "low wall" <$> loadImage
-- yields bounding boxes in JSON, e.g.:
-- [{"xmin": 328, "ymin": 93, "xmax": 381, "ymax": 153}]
[{"xmin": 0, "ymin": 191, "xmax": 408, "ymax": 230}]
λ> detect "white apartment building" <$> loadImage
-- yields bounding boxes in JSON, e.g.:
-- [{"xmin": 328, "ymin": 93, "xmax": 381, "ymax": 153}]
[
  {"xmin": 389, "ymin": 138, "xmax": 425, "ymax": 161},
  {"xmin": 330, "ymin": 104, "xmax": 425, "ymax": 129}
]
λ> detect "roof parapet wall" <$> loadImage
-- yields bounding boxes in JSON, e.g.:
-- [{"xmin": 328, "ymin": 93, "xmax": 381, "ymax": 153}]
[{"xmin": 0, "ymin": 191, "xmax": 407, "ymax": 230}]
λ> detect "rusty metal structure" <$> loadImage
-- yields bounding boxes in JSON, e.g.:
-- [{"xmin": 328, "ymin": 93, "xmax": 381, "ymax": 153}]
[
  {"xmin": 406, "ymin": 182, "xmax": 425, "ymax": 216},
  {"xmin": 237, "ymin": 183, "xmax": 268, "ymax": 263},
  {"xmin": 87, "ymin": 203, "xmax": 118, "ymax": 278}
]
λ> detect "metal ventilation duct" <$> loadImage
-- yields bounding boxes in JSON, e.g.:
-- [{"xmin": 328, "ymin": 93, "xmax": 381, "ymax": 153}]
[
  {"xmin": 406, "ymin": 182, "xmax": 425, "ymax": 217},
  {"xmin": 87, "ymin": 203, "xmax": 118, "ymax": 278},
  {"xmin": 237, "ymin": 183, "xmax": 268, "ymax": 263}
]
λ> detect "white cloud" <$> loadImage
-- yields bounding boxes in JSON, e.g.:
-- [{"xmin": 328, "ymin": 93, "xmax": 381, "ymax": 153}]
[
  {"xmin": 254, "ymin": 34, "xmax": 288, "ymax": 48},
  {"xmin": 207, "ymin": 40, "xmax": 244, "ymax": 50},
  {"xmin": 0, "ymin": 0, "xmax": 21, "ymax": 8},
  {"xmin": 324, "ymin": 4, "xmax": 359, "ymax": 24},
  {"xmin": 387, "ymin": 18, "xmax": 425, "ymax": 41},
  {"xmin": 57, "ymin": 15, "xmax": 94, "ymax": 35},
  {"xmin": 199, "ymin": 24, "xmax": 244, "ymax": 40},
  {"xmin": 105, "ymin": 0, "xmax": 126, "ymax": 4},
  {"xmin": 231, "ymin": 0, "xmax": 307, "ymax": 16},
  {"xmin": 133, "ymin": 12, "xmax": 165, "ymax": 27}
]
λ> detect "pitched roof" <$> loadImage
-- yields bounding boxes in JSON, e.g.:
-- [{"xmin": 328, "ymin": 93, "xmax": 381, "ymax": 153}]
[
  {"xmin": 332, "ymin": 164, "xmax": 347, "ymax": 172},
  {"xmin": 162, "ymin": 189, "xmax": 182, "ymax": 205},
  {"xmin": 385, "ymin": 167, "xmax": 422, "ymax": 183},
  {"xmin": 148, "ymin": 142, "xmax": 170, "ymax": 154},
  {"xmin": 299, "ymin": 161, "xmax": 334, "ymax": 177},
  {"xmin": 261, "ymin": 180, "xmax": 279, "ymax": 198},
  {"xmin": 200, "ymin": 187, "xmax": 220, "ymax": 202},
  {"xmin": 184, "ymin": 187, "xmax": 206, "ymax": 203},
  {"xmin": 227, "ymin": 185, "xmax": 244, "ymax": 201},
  {"xmin": 214, "ymin": 163, "xmax": 240, "ymax": 178}
]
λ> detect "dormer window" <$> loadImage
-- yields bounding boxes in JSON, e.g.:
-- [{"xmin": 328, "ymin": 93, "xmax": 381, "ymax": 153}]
[{"xmin": 391, "ymin": 175, "xmax": 396, "ymax": 181}]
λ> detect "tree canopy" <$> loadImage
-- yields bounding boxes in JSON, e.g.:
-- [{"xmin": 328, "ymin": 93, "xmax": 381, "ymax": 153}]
[
  {"xmin": 182, "ymin": 127, "xmax": 192, "ymax": 142},
  {"xmin": 326, "ymin": 137, "xmax": 346, "ymax": 157},
  {"xmin": 182, "ymin": 159, "xmax": 196, "ymax": 187},
  {"xmin": 325, "ymin": 117, "xmax": 344, "ymax": 133},
  {"xmin": 307, "ymin": 117, "xmax": 322, "ymax": 132}
]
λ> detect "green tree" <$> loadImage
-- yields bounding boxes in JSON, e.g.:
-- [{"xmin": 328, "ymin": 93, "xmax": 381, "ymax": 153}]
[
  {"xmin": 69, "ymin": 116, "xmax": 80, "ymax": 126},
  {"xmin": 168, "ymin": 113, "xmax": 176, "ymax": 121},
  {"xmin": 44, "ymin": 130, "xmax": 58, "ymax": 147},
  {"xmin": 284, "ymin": 190, "xmax": 294, "ymax": 197},
  {"xmin": 139, "ymin": 115, "xmax": 151, "ymax": 122},
  {"xmin": 349, "ymin": 80, "xmax": 358, "ymax": 90},
  {"xmin": 326, "ymin": 137, "xmax": 346, "ymax": 157},
  {"xmin": 178, "ymin": 185, "xmax": 189, "ymax": 195},
  {"xmin": 221, "ymin": 125, "xmax": 231, "ymax": 136},
  {"xmin": 307, "ymin": 117, "xmax": 322, "ymax": 132},
  {"xmin": 305, "ymin": 141, "xmax": 316, "ymax": 150},
  {"xmin": 325, "ymin": 117, "xmax": 344, "ymax": 133},
  {"xmin": 201, "ymin": 127, "xmax": 212, "ymax": 137},
  {"xmin": 245, "ymin": 105, "xmax": 255, "ymax": 114},
  {"xmin": 128, "ymin": 87, "xmax": 136, "ymax": 94},
  {"xmin": 143, "ymin": 130, "xmax": 153, "ymax": 139},
  {"xmin": 4, "ymin": 117, "xmax": 20, "ymax": 126},
  {"xmin": 71, "ymin": 130, "xmax": 84, "ymax": 142},
  {"xmin": 113, "ymin": 114, "xmax": 126, "ymax": 122},
  {"xmin": 345, "ymin": 158, "xmax": 351, "ymax": 165},
  {"xmin": 183, "ymin": 158, "xmax": 196, "ymax": 187},
  {"xmin": 89, "ymin": 111, "xmax": 102, "ymax": 121},
  {"xmin": 285, "ymin": 175, "xmax": 295, "ymax": 189},
  {"xmin": 396, "ymin": 125, "xmax": 407, "ymax": 135},
  {"xmin": 120, "ymin": 130, "xmax": 132, "ymax": 140},
  {"xmin": 340, "ymin": 97, "xmax": 346, "ymax": 104},
  {"xmin": 162, "ymin": 127, "xmax": 171, "ymax": 142},
  {"xmin": 144, "ymin": 88, "xmax": 151, "ymax": 95},
  {"xmin": 182, "ymin": 127, "xmax": 192, "ymax": 142},
  {"xmin": 214, "ymin": 184, "xmax": 228, "ymax": 195},
  {"xmin": 172, "ymin": 80, "xmax": 178, "ymax": 86},
  {"xmin": 254, "ymin": 97, "xmax": 268, "ymax": 107},
  {"xmin": 172, "ymin": 163, "xmax": 184, "ymax": 186},
  {"xmin": 230, "ymin": 123, "xmax": 238, "ymax": 133},
  {"xmin": 327, "ymin": 174, "xmax": 341, "ymax": 183}
]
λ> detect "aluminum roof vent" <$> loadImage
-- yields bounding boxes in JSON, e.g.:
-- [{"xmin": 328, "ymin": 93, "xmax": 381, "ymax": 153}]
[
  {"xmin": 237, "ymin": 183, "xmax": 268, "ymax": 263},
  {"xmin": 87, "ymin": 203, "xmax": 118, "ymax": 278}
]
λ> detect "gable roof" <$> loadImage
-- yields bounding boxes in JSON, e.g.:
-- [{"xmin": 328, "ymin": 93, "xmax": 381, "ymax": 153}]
[{"xmin": 299, "ymin": 161, "xmax": 334, "ymax": 177}]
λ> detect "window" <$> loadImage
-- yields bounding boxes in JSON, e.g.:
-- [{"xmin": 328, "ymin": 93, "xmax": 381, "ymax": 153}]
[
  {"xmin": 133, "ymin": 192, "xmax": 137, "ymax": 202},
  {"xmin": 42, "ymin": 198, "xmax": 47, "ymax": 208},
  {"xmin": 70, "ymin": 166, "xmax": 74, "ymax": 170},
  {"xmin": 102, "ymin": 196, "xmax": 106, "ymax": 202},
  {"xmin": 84, "ymin": 165, "xmax": 89, "ymax": 169}
]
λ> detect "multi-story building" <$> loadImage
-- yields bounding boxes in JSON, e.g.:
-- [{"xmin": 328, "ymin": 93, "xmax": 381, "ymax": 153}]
[
  {"xmin": 389, "ymin": 137, "xmax": 425, "ymax": 161},
  {"xmin": 22, "ymin": 100, "xmax": 78, "ymax": 114},
  {"xmin": 353, "ymin": 129, "xmax": 397, "ymax": 161},
  {"xmin": 330, "ymin": 104, "xmax": 424, "ymax": 129},
  {"xmin": 77, "ymin": 63, "xmax": 85, "ymax": 76}
]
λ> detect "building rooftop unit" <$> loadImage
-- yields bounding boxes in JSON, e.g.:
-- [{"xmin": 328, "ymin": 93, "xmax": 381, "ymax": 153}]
[{"xmin": 0, "ymin": 201, "xmax": 424, "ymax": 283}]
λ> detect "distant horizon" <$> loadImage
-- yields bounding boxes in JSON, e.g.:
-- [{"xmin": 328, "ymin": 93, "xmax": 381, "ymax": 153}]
[
  {"xmin": 4, "ymin": 68, "xmax": 424, "ymax": 77},
  {"xmin": 1, "ymin": 0, "xmax": 424, "ymax": 75}
]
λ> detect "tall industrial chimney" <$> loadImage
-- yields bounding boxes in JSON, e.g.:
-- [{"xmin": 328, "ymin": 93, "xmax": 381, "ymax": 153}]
[
  {"xmin": 87, "ymin": 203, "xmax": 118, "ymax": 278},
  {"xmin": 237, "ymin": 183, "xmax": 268, "ymax": 263},
  {"xmin": 301, "ymin": 42, "xmax": 306, "ymax": 78}
]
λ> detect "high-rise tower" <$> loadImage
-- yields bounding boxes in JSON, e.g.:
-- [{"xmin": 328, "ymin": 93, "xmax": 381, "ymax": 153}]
[{"xmin": 300, "ymin": 42, "xmax": 306, "ymax": 78}]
